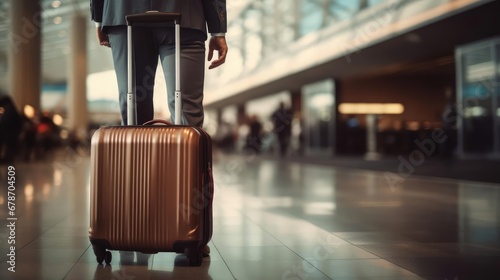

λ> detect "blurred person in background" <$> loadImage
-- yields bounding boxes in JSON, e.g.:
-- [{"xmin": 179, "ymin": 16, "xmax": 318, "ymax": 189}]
[
  {"xmin": 271, "ymin": 102, "xmax": 293, "ymax": 157},
  {"xmin": 213, "ymin": 120, "xmax": 236, "ymax": 152},
  {"xmin": 20, "ymin": 113, "xmax": 38, "ymax": 162},
  {"xmin": 246, "ymin": 115, "xmax": 263, "ymax": 154},
  {"xmin": 36, "ymin": 113, "xmax": 59, "ymax": 159},
  {"xmin": 0, "ymin": 92, "xmax": 22, "ymax": 164}
]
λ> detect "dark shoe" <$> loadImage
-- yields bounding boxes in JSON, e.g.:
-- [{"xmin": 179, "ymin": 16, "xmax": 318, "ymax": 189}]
[{"xmin": 201, "ymin": 245, "xmax": 210, "ymax": 257}]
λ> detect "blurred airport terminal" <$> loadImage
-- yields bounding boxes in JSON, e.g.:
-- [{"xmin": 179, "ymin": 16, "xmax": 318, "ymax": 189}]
[{"xmin": 1, "ymin": 0, "xmax": 500, "ymax": 279}]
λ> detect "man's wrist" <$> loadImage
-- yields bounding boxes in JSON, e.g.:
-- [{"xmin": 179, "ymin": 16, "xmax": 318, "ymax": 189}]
[{"xmin": 210, "ymin": 33, "xmax": 225, "ymax": 37}]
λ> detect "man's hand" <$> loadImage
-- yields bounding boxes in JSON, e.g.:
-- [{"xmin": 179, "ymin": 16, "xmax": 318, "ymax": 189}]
[
  {"xmin": 208, "ymin": 36, "xmax": 228, "ymax": 69},
  {"xmin": 96, "ymin": 27, "xmax": 110, "ymax": 48}
]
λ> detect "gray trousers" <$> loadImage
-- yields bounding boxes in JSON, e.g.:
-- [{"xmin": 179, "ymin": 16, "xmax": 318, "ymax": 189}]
[{"xmin": 107, "ymin": 26, "xmax": 206, "ymax": 126}]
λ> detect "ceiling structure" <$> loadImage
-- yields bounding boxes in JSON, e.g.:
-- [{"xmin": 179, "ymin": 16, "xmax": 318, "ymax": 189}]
[
  {"xmin": 0, "ymin": 0, "xmax": 114, "ymax": 87},
  {"xmin": 1, "ymin": 0, "xmax": 497, "ymax": 99},
  {"xmin": 0, "ymin": 0, "xmax": 252, "ymax": 89}
]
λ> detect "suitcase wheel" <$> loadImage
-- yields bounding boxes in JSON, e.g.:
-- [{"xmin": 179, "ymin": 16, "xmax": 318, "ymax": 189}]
[
  {"xmin": 95, "ymin": 250, "xmax": 112, "ymax": 265},
  {"xmin": 92, "ymin": 243, "xmax": 112, "ymax": 265},
  {"xmin": 92, "ymin": 244, "xmax": 105, "ymax": 264},
  {"xmin": 95, "ymin": 252, "xmax": 104, "ymax": 264},
  {"xmin": 104, "ymin": 251, "xmax": 112, "ymax": 264},
  {"xmin": 185, "ymin": 248, "xmax": 202, "ymax": 266}
]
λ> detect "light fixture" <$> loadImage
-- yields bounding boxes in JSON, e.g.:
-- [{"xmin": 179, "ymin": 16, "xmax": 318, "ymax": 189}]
[
  {"xmin": 53, "ymin": 114, "xmax": 64, "ymax": 126},
  {"xmin": 53, "ymin": 16, "xmax": 62, "ymax": 25},
  {"xmin": 310, "ymin": 93, "xmax": 334, "ymax": 108},
  {"xmin": 338, "ymin": 103, "xmax": 404, "ymax": 114},
  {"xmin": 24, "ymin": 104, "xmax": 35, "ymax": 118},
  {"xmin": 51, "ymin": 1, "xmax": 61, "ymax": 8}
]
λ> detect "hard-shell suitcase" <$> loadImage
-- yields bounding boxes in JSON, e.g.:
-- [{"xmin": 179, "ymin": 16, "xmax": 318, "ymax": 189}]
[{"xmin": 89, "ymin": 12, "xmax": 213, "ymax": 266}]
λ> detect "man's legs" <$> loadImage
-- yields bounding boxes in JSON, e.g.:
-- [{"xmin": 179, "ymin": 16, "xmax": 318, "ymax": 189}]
[
  {"xmin": 107, "ymin": 26, "xmax": 159, "ymax": 125},
  {"xmin": 157, "ymin": 29, "xmax": 206, "ymax": 127}
]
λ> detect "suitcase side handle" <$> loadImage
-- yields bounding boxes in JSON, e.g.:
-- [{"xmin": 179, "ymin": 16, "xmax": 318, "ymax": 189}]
[{"xmin": 126, "ymin": 11, "xmax": 182, "ymax": 25}]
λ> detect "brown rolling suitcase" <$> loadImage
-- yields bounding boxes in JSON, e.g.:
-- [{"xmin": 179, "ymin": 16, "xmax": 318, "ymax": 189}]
[{"xmin": 89, "ymin": 12, "xmax": 213, "ymax": 266}]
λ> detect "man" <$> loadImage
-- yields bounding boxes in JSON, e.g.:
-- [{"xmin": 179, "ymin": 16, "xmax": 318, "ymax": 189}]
[
  {"xmin": 90, "ymin": 0, "xmax": 228, "ymax": 126},
  {"xmin": 271, "ymin": 102, "xmax": 293, "ymax": 157},
  {"xmin": 90, "ymin": 0, "xmax": 227, "ymax": 258},
  {"xmin": 0, "ymin": 92, "xmax": 22, "ymax": 164}
]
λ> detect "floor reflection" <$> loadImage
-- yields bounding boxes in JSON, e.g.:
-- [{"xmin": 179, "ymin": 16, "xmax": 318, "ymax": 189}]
[
  {"xmin": 0, "ymin": 151, "xmax": 499, "ymax": 279},
  {"xmin": 90, "ymin": 252, "xmax": 214, "ymax": 280},
  {"xmin": 459, "ymin": 183, "xmax": 500, "ymax": 244}
]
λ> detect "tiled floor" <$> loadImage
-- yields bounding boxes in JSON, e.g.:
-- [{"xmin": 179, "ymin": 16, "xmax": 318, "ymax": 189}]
[{"xmin": 0, "ymin": 151, "xmax": 499, "ymax": 279}]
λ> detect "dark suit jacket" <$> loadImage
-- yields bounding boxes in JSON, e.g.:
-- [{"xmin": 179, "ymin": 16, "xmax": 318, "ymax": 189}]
[{"xmin": 91, "ymin": 0, "xmax": 226, "ymax": 37}]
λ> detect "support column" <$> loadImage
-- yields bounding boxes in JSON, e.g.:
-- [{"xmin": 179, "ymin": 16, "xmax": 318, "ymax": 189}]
[
  {"xmin": 237, "ymin": 104, "xmax": 246, "ymax": 126},
  {"xmin": 8, "ymin": 0, "xmax": 42, "ymax": 113},
  {"xmin": 290, "ymin": 89, "xmax": 301, "ymax": 115},
  {"xmin": 365, "ymin": 114, "xmax": 381, "ymax": 160},
  {"xmin": 67, "ymin": 14, "xmax": 88, "ymax": 139}
]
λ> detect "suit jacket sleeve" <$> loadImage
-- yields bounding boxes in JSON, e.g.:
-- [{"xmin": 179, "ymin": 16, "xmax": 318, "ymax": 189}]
[
  {"xmin": 203, "ymin": 0, "xmax": 227, "ymax": 33},
  {"xmin": 90, "ymin": 0, "xmax": 104, "ymax": 23}
]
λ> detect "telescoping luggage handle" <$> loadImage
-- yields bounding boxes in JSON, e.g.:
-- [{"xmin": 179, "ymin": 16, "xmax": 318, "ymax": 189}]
[{"xmin": 125, "ymin": 11, "xmax": 182, "ymax": 126}]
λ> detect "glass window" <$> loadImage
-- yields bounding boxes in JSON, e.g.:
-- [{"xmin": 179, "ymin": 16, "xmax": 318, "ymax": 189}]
[
  {"xmin": 243, "ymin": 8, "xmax": 261, "ymax": 31},
  {"xmin": 276, "ymin": 0, "xmax": 298, "ymax": 46},
  {"xmin": 220, "ymin": 24, "xmax": 244, "ymax": 81},
  {"xmin": 245, "ymin": 34, "xmax": 263, "ymax": 71},
  {"xmin": 330, "ymin": 0, "xmax": 359, "ymax": 22},
  {"xmin": 302, "ymin": 79, "xmax": 336, "ymax": 156},
  {"xmin": 300, "ymin": 1, "xmax": 323, "ymax": 36},
  {"xmin": 460, "ymin": 47, "xmax": 494, "ymax": 153},
  {"xmin": 243, "ymin": 8, "xmax": 263, "ymax": 70},
  {"xmin": 496, "ymin": 44, "xmax": 500, "ymax": 153},
  {"xmin": 369, "ymin": 0, "xmax": 385, "ymax": 8}
]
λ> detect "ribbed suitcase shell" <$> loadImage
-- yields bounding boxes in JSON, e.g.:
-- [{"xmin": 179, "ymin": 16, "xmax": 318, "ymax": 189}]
[{"xmin": 89, "ymin": 125, "xmax": 213, "ymax": 258}]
